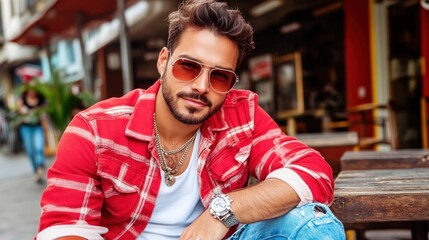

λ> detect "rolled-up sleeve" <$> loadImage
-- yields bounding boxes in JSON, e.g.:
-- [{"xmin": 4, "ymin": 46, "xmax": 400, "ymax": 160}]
[
  {"xmin": 249, "ymin": 105, "xmax": 334, "ymax": 205},
  {"xmin": 37, "ymin": 223, "xmax": 108, "ymax": 240}
]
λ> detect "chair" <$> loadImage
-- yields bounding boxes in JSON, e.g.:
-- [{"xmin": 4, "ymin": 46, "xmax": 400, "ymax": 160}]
[
  {"xmin": 321, "ymin": 101, "xmax": 398, "ymax": 150},
  {"xmin": 346, "ymin": 101, "xmax": 398, "ymax": 150}
]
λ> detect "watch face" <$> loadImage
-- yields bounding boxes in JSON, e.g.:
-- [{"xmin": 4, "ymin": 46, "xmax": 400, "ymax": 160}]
[
  {"xmin": 211, "ymin": 197, "xmax": 228, "ymax": 213},
  {"xmin": 210, "ymin": 195, "xmax": 231, "ymax": 216}
]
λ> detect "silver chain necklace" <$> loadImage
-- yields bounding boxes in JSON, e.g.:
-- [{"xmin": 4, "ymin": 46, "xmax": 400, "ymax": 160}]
[{"xmin": 153, "ymin": 114, "xmax": 196, "ymax": 186}]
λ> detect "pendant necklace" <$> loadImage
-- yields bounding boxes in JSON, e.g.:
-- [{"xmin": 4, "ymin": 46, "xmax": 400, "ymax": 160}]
[{"xmin": 153, "ymin": 114, "xmax": 196, "ymax": 186}]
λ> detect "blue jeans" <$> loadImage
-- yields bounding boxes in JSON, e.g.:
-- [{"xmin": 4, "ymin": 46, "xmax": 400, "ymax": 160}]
[
  {"xmin": 227, "ymin": 203, "xmax": 345, "ymax": 240},
  {"xmin": 19, "ymin": 124, "xmax": 46, "ymax": 173}
]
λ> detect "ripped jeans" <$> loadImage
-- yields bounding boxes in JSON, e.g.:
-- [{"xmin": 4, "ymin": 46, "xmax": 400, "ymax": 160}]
[{"xmin": 227, "ymin": 203, "xmax": 345, "ymax": 240}]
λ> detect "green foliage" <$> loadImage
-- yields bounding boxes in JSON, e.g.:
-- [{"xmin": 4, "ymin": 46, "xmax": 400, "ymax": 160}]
[
  {"xmin": 14, "ymin": 71, "xmax": 96, "ymax": 133},
  {"xmin": 8, "ymin": 103, "xmax": 47, "ymax": 129}
]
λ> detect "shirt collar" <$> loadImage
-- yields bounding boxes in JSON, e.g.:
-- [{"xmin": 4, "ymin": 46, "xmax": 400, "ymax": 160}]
[{"xmin": 125, "ymin": 81, "xmax": 159, "ymax": 141}]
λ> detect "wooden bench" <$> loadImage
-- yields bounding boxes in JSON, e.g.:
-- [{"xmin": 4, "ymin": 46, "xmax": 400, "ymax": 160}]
[
  {"xmin": 341, "ymin": 149, "xmax": 429, "ymax": 170},
  {"xmin": 331, "ymin": 168, "xmax": 429, "ymax": 240}
]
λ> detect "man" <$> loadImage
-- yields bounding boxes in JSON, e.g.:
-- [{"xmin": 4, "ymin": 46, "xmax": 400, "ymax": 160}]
[{"xmin": 37, "ymin": 0, "xmax": 345, "ymax": 239}]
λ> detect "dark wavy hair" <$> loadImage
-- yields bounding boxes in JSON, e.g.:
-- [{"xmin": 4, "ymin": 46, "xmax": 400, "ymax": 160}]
[{"xmin": 167, "ymin": 0, "xmax": 255, "ymax": 66}]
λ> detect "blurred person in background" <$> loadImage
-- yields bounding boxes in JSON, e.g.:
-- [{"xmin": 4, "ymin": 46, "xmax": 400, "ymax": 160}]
[
  {"xmin": 17, "ymin": 88, "xmax": 47, "ymax": 184},
  {"xmin": 0, "ymin": 97, "xmax": 9, "ymax": 144},
  {"xmin": 36, "ymin": 0, "xmax": 345, "ymax": 239}
]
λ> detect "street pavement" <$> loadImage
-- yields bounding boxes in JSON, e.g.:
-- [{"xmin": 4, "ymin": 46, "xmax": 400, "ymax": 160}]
[{"xmin": 0, "ymin": 147, "xmax": 53, "ymax": 240}]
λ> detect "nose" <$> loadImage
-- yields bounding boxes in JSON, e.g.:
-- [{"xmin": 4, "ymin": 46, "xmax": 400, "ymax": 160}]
[{"xmin": 191, "ymin": 67, "xmax": 210, "ymax": 93}]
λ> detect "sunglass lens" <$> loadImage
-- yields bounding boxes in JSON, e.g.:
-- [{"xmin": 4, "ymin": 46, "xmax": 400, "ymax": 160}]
[
  {"xmin": 173, "ymin": 59, "xmax": 202, "ymax": 81},
  {"xmin": 210, "ymin": 70, "xmax": 235, "ymax": 92}
]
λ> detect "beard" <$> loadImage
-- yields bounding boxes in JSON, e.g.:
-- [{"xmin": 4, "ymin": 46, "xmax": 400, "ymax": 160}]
[{"xmin": 161, "ymin": 75, "xmax": 223, "ymax": 125}]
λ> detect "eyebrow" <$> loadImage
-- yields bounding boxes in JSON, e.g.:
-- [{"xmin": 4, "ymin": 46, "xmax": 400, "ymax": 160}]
[{"xmin": 176, "ymin": 54, "xmax": 235, "ymax": 71}]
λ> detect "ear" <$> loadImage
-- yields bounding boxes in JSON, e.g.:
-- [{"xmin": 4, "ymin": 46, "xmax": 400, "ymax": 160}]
[{"xmin": 157, "ymin": 47, "xmax": 169, "ymax": 78}]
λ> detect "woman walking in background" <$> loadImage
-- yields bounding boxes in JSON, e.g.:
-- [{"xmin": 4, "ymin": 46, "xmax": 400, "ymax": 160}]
[{"xmin": 17, "ymin": 89, "xmax": 47, "ymax": 184}]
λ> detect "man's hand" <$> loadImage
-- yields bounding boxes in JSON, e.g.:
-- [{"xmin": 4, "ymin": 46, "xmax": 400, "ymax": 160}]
[{"xmin": 180, "ymin": 210, "xmax": 229, "ymax": 240}]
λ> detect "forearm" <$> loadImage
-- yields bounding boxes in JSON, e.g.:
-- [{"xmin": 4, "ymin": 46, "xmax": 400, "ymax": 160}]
[
  {"xmin": 228, "ymin": 178, "xmax": 300, "ymax": 223},
  {"xmin": 181, "ymin": 178, "xmax": 300, "ymax": 240}
]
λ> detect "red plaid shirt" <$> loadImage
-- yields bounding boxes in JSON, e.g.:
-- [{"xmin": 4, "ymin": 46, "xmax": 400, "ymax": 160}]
[{"xmin": 38, "ymin": 80, "xmax": 334, "ymax": 239}]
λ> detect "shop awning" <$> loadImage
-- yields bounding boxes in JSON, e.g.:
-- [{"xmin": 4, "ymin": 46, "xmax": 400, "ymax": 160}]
[{"xmin": 11, "ymin": 0, "xmax": 137, "ymax": 46}]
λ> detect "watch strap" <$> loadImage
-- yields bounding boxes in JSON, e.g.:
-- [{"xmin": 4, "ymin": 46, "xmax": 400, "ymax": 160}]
[{"xmin": 220, "ymin": 212, "xmax": 239, "ymax": 228}]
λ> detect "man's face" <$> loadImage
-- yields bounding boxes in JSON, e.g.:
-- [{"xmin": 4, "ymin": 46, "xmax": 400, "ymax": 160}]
[{"xmin": 158, "ymin": 27, "xmax": 239, "ymax": 125}]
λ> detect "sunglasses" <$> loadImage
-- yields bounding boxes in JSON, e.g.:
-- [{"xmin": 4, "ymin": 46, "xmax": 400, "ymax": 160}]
[{"xmin": 170, "ymin": 57, "xmax": 239, "ymax": 94}]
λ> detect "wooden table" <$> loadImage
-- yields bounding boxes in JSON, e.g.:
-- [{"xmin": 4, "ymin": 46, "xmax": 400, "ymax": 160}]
[
  {"xmin": 341, "ymin": 149, "xmax": 429, "ymax": 170},
  {"xmin": 331, "ymin": 168, "xmax": 429, "ymax": 240}
]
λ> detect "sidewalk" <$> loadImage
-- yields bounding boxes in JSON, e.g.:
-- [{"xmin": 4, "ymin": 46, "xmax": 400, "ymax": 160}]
[{"xmin": 0, "ymin": 147, "xmax": 53, "ymax": 240}]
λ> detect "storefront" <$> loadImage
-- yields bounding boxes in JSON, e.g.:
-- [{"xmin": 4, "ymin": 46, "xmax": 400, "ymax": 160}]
[{"xmin": 7, "ymin": 0, "xmax": 429, "ymax": 149}]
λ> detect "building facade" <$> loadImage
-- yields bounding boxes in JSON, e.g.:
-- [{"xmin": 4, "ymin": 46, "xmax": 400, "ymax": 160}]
[{"xmin": 1, "ymin": 0, "xmax": 428, "ymax": 149}]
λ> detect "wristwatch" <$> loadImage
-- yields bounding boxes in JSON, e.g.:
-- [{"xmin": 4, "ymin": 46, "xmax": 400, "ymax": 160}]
[{"xmin": 209, "ymin": 193, "xmax": 239, "ymax": 228}]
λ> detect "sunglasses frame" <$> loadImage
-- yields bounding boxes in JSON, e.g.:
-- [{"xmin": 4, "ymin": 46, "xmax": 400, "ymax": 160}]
[{"xmin": 169, "ymin": 56, "xmax": 239, "ymax": 94}]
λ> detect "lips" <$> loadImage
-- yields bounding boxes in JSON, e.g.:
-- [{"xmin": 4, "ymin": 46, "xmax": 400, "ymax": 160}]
[
  {"xmin": 177, "ymin": 92, "xmax": 212, "ymax": 108},
  {"xmin": 183, "ymin": 97, "xmax": 207, "ymax": 108}
]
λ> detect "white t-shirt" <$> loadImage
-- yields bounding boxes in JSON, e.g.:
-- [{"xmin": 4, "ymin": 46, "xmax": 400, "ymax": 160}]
[{"xmin": 138, "ymin": 130, "xmax": 204, "ymax": 240}]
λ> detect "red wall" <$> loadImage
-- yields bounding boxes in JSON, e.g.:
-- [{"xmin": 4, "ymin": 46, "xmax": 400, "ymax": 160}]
[
  {"xmin": 344, "ymin": 0, "xmax": 373, "ymax": 108},
  {"xmin": 421, "ymin": 7, "xmax": 429, "ymax": 97}
]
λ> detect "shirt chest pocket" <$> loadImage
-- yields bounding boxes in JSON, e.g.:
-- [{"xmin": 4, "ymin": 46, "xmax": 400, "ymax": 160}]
[
  {"xmin": 97, "ymin": 156, "xmax": 147, "ymax": 223},
  {"xmin": 209, "ymin": 144, "xmax": 251, "ymax": 189}
]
